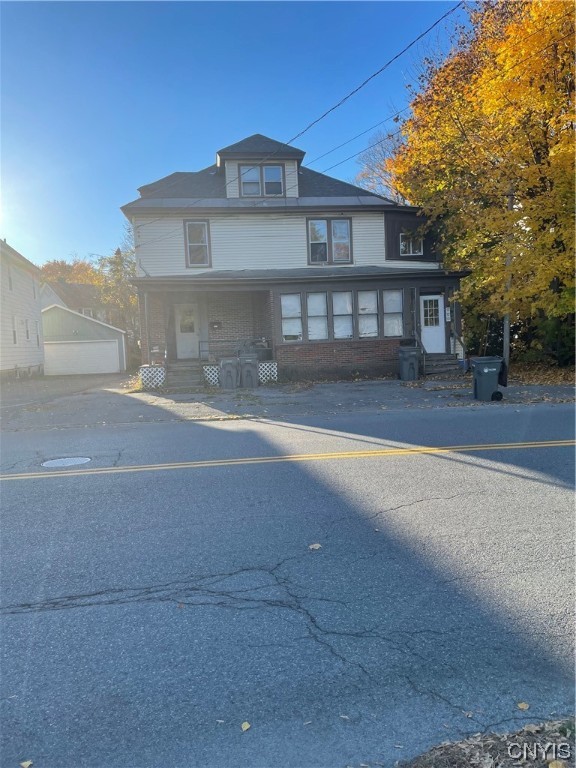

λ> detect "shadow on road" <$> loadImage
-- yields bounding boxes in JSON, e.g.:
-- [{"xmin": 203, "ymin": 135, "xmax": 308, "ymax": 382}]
[{"xmin": 1, "ymin": 403, "xmax": 574, "ymax": 768}]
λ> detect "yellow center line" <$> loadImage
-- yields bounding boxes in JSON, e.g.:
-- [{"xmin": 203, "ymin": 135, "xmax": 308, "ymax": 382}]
[{"xmin": 0, "ymin": 440, "xmax": 573, "ymax": 481}]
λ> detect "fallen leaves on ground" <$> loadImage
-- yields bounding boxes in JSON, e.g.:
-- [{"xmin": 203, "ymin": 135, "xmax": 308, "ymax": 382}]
[
  {"xmin": 398, "ymin": 719, "xmax": 574, "ymax": 768},
  {"xmin": 517, "ymin": 701, "xmax": 530, "ymax": 710},
  {"xmin": 20, "ymin": 762, "xmax": 33, "ymax": 768},
  {"xmin": 241, "ymin": 721, "xmax": 251, "ymax": 732},
  {"xmin": 308, "ymin": 543, "xmax": 322, "ymax": 551},
  {"xmin": 509, "ymin": 364, "xmax": 575, "ymax": 386}
]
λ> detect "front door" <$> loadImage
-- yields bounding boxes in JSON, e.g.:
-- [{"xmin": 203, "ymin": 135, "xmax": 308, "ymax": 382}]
[
  {"xmin": 420, "ymin": 294, "xmax": 446, "ymax": 353},
  {"xmin": 175, "ymin": 303, "xmax": 200, "ymax": 359}
]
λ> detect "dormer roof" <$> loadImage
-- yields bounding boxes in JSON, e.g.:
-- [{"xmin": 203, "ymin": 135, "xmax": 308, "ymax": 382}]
[{"xmin": 216, "ymin": 134, "xmax": 305, "ymax": 166}]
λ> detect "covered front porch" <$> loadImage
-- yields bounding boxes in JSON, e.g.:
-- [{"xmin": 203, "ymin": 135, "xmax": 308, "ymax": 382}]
[{"xmin": 139, "ymin": 288, "xmax": 274, "ymax": 366}]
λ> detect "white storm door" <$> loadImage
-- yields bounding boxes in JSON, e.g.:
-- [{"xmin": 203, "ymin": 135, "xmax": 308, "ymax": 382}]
[
  {"xmin": 175, "ymin": 303, "xmax": 200, "ymax": 359},
  {"xmin": 420, "ymin": 295, "xmax": 446, "ymax": 353}
]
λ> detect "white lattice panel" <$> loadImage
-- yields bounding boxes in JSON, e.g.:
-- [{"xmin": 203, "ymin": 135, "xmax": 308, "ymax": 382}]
[
  {"xmin": 139, "ymin": 365, "xmax": 166, "ymax": 389},
  {"xmin": 258, "ymin": 361, "xmax": 277, "ymax": 384},
  {"xmin": 203, "ymin": 365, "xmax": 220, "ymax": 385}
]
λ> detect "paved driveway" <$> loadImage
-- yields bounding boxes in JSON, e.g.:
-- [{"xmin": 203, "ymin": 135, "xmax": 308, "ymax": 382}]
[{"xmin": 0, "ymin": 373, "xmax": 129, "ymax": 410}]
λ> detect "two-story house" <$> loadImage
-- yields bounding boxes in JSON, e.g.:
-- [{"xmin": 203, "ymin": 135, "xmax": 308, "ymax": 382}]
[
  {"xmin": 122, "ymin": 134, "xmax": 467, "ymax": 381},
  {"xmin": 0, "ymin": 239, "xmax": 44, "ymax": 378}
]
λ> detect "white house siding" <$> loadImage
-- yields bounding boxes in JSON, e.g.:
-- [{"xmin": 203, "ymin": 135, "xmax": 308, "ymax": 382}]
[
  {"xmin": 283, "ymin": 161, "xmax": 299, "ymax": 197},
  {"xmin": 134, "ymin": 212, "xmax": 440, "ymax": 278},
  {"xmin": 225, "ymin": 162, "xmax": 240, "ymax": 198},
  {"xmin": 0, "ymin": 250, "xmax": 44, "ymax": 373}
]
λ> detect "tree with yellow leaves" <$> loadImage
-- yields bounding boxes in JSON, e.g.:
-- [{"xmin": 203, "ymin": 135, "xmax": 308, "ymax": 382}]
[{"xmin": 377, "ymin": 1, "xmax": 574, "ymax": 328}]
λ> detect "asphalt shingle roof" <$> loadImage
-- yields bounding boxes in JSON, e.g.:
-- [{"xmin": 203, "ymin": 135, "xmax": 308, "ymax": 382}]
[
  {"xmin": 135, "ymin": 165, "xmax": 390, "ymax": 202},
  {"xmin": 216, "ymin": 134, "xmax": 305, "ymax": 160}
]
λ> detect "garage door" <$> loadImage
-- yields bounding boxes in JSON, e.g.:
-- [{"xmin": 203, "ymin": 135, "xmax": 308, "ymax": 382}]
[{"xmin": 44, "ymin": 340, "xmax": 120, "ymax": 375}]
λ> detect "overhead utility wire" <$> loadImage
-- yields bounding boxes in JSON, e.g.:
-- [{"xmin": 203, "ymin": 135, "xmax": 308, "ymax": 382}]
[
  {"xmin": 136, "ymin": 31, "xmax": 570, "ymax": 251},
  {"xmin": 285, "ymin": 2, "xmax": 464, "ymax": 145},
  {"xmin": 133, "ymin": 2, "xmax": 466, "ymax": 234},
  {"xmin": 138, "ymin": 5, "xmax": 572, "ymax": 247}
]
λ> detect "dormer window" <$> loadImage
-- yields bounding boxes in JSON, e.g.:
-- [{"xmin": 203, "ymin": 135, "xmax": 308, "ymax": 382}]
[{"xmin": 239, "ymin": 165, "xmax": 284, "ymax": 196}]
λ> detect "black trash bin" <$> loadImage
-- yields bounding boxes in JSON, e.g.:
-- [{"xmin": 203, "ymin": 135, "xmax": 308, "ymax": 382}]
[
  {"xmin": 470, "ymin": 356, "xmax": 505, "ymax": 401},
  {"xmin": 239, "ymin": 353, "xmax": 259, "ymax": 388},
  {"xmin": 398, "ymin": 347, "xmax": 421, "ymax": 381}
]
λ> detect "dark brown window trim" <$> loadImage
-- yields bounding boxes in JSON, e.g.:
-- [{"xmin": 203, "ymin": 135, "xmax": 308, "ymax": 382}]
[
  {"xmin": 279, "ymin": 287, "xmax": 404, "ymax": 343},
  {"xmin": 306, "ymin": 217, "xmax": 353, "ymax": 265},
  {"xmin": 238, "ymin": 164, "xmax": 286, "ymax": 198},
  {"xmin": 183, "ymin": 219, "xmax": 212, "ymax": 268}
]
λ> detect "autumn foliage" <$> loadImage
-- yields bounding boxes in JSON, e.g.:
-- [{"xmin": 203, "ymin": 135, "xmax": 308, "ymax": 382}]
[{"xmin": 384, "ymin": 0, "xmax": 575, "ymax": 320}]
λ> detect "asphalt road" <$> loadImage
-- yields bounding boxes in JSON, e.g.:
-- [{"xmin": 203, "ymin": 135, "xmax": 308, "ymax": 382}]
[{"xmin": 1, "ymin": 404, "xmax": 574, "ymax": 768}]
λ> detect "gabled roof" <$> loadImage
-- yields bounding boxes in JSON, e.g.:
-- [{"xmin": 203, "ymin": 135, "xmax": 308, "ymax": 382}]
[
  {"xmin": 216, "ymin": 134, "xmax": 305, "ymax": 162},
  {"xmin": 0, "ymin": 239, "xmax": 41, "ymax": 276},
  {"xmin": 44, "ymin": 281, "xmax": 103, "ymax": 309},
  {"xmin": 42, "ymin": 304, "xmax": 125, "ymax": 333}
]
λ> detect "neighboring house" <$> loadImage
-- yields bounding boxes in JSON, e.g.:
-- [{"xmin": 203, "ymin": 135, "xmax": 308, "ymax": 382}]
[
  {"xmin": 121, "ymin": 134, "xmax": 468, "ymax": 380},
  {"xmin": 40, "ymin": 281, "xmax": 109, "ymax": 322},
  {"xmin": 42, "ymin": 305, "xmax": 126, "ymax": 375},
  {"xmin": 0, "ymin": 239, "xmax": 44, "ymax": 378}
]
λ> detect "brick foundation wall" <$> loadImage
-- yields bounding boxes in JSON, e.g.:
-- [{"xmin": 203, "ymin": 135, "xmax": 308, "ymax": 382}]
[{"xmin": 276, "ymin": 338, "xmax": 402, "ymax": 380}]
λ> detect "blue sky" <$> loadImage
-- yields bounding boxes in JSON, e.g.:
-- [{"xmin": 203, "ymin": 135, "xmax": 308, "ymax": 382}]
[{"xmin": 1, "ymin": 1, "xmax": 465, "ymax": 266}]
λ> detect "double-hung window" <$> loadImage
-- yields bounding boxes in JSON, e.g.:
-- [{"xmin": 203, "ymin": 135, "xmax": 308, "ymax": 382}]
[
  {"xmin": 11, "ymin": 316, "xmax": 17, "ymax": 344},
  {"xmin": 25, "ymin": 319, "xmax": 30, "ymax": 341},
  {"xmin": 383, "ymin": 289, "xmax": 403, "ymax": 336},
  {"xmin": 306, "ymin": 293, "xmax": 328, "ymax": 340},
  {"xmin": 281, "ymin": 294, "xmax": 302, "ymax": 341},
  {"xmin": 239, "ymin": 165, "xmax": 284, "ymax": 196},
  {"xmin": 400, "ymin": 233, "xmax": 424, "ymax": 256},
  {"xmin": 184, "ymin": 220, "xmax": 211, "ymax": 267},
  {"xmin": 332, "ymin": 292, "xmax": 354, "ymax": 339},
  {"xmin": 308, "ymin": 219, "xmax": 351, "ymax": 264},
  {"xmin": 358, "ymin": 291, "xmax": 379, "ymax": 337}
]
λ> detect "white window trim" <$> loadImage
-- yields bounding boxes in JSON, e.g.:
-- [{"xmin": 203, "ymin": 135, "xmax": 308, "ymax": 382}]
[{"xmin": 400, "ymin": 233, "xmax": 424, "ymax": 256}]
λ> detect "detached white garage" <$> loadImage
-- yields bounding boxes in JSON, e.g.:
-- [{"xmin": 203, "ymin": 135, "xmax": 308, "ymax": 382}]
[{"xmin": 42, "ymin": 305, "xmax": 126, "ymax": 376}]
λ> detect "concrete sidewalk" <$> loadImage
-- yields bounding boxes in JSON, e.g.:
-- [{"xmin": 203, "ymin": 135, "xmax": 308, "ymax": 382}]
[{"xmin": 0, "ymin": 373, "xmax": 573, "ymax": 432}]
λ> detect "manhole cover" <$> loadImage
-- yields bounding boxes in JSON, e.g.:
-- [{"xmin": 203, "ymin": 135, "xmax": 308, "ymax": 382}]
[{"xmin": 41, "ymin": 457, "xmax": 91, "ymax": 468}]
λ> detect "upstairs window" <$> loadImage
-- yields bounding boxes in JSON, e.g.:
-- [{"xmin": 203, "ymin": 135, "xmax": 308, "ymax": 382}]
[
  {"xmin": 8, "ymin": 266, "xmax": 13, "ymax": 291},
  {"xmin": 11, "ymin": 315, "xmax": 17, "ymax": 344},
  {"xmin": 308, "ymin": 219, "xmax": 352, "ymax": 264},
  {"xmin": 25, "ymin": 319, "xmax": 30, "ymax": 340},
  {"xmin": 184, "ymin": 220, "xmax": 211, "ymax": 267},
  {"xmin": 239, "ymin": 165, "xmax": 284, "ymax": 197},
  {"xmin": 400, "ymin": 233, "xmax": 424, "ymax": 256}
]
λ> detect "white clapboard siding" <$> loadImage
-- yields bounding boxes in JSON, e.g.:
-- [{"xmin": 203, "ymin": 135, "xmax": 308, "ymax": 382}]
[
  {"xmin": 284, "ymin": 161, "xmax": 299, "ymax": 197},
  {"xmin": 44, "ymin": 340, "xmax": 120, "ymax": 375},
  {"xmin": 135, "ymin": 213, "xmax": 394, "ymax": 276},
  {"xmin": 0, "ymin": 259, "xmax": 44, "ymax": 372},
  {"xmin": 225, "ymin": 162, "xmax": 240, "ymax": 198}
]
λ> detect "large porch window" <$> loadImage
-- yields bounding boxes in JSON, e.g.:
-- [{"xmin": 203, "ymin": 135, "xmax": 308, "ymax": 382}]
[{"xmin": 280, "ymin": 288, "xmax": 405, "ymax": 343}]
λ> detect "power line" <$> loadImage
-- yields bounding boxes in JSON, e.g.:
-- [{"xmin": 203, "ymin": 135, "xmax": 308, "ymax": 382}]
[
  {"xmin": 133, "ymin": 2, "xmax": 466, "ymax": 233},
  {"xmin": 136, "ymin": 12, "xmax": 571, "ymax": 250},
  {"xmin": 285, "ymin": 2, "xmax": 464, "ymax": 145}
]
